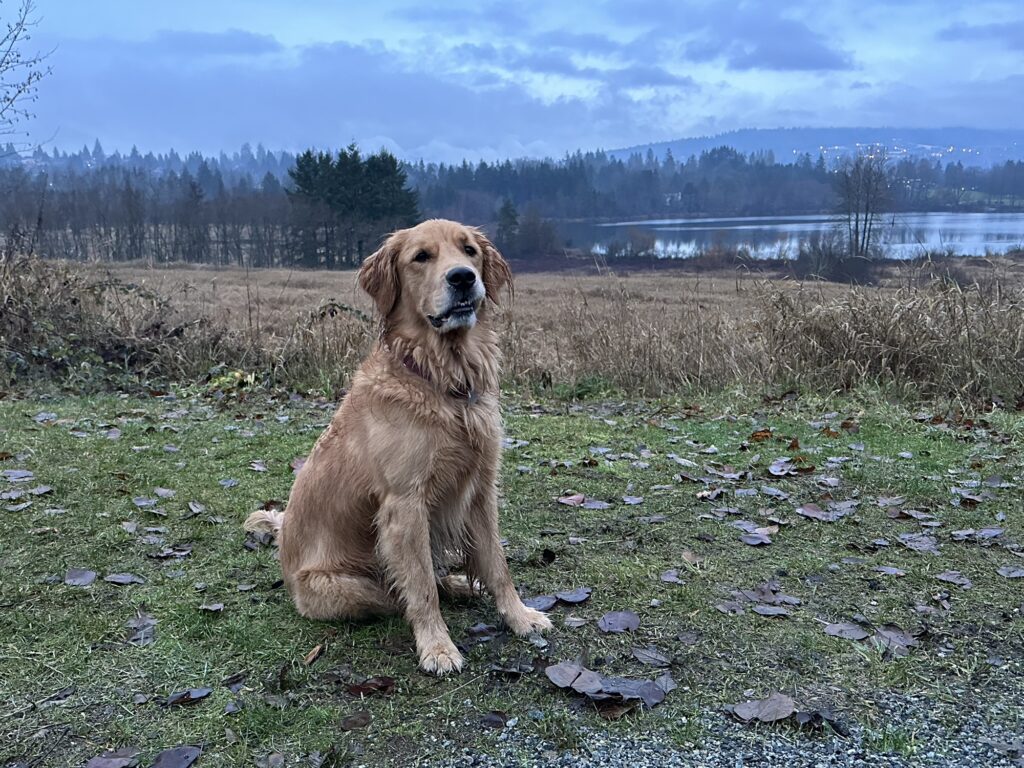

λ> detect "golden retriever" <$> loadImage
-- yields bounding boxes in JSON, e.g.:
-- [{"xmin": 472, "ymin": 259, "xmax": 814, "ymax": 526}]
[{"xmin": 244, "ymin": 218, "xmax": 552, "ymax": 675}]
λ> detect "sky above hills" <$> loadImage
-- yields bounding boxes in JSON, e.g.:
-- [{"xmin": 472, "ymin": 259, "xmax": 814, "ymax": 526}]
[{"xmin": 25, "ymin": 0, "xmax": 1024, "ymax": 162}]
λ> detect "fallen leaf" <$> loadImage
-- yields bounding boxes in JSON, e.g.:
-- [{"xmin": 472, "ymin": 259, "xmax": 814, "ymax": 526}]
[
  {"xmin": 732, "ymin": 692, "xmax": 796, "ymax": 723},
  {"xmin": 873, "ymin": 566, "xmax": 906, "ymax": 577},
  {"xmin": 104, "ymin": 573, "xmax": 145, "ymax": 586},
  {"xmin": 151, "ymin": 747, "xmax": 201, "ymax": 768},
  {"xmin": 632, "ymin": 646, "xmax": 671, "ymax": 667},
  {"xmin": 660, "ymin": 569, "xmax": 684, "ymax": 584},
  {"xmin": 752, "ymin": 604, "xmax": 790, "ymax": 618},
  {"xmin": 597, "ymin": 611, "xmax": 640, "ymax": 633},
  {"xmin": 84, "ymin": 747, "xmax": 141, "ymax": 768},
  {"xmin": 304, "ymin": 644, "xmax": 326, "ymax": 665},
  {"xmin": 340, "ymin": 710, "xmax": 371, "ymax": 730},
  {"xmin": 898, "ymin": 532, "xmax": 940, "ymax": 555},
  {"xmin": 554, "ymin": 587, "xmax": 592, "ymax": 604},
  {"xmin": 997, "ymin": 566, "xmax": 1024, "ymax": 579},
  {"xmin": 125, "ymin": 611, "xmax": 157, "ymax": 646},
  {"xmin": 165, "ymin": 688, "xmax": 213, "ymax": 706},
  {"xmin": 872, "ymin": 624, "xmax": 920, "ymax": 658},
  {"xmin": 936, "ymin": 570, "xmax": 972, "ymax": 589},
  {"xmin": 824, "ymin": 622, "xmax": 871, "ymax": 641},
  {"xmin": 523, "ymin": 595, "xmax": 557, "ymax": 612},
  {"xmin": 65, "ymin": 568, "xmax": 97, "ymax": 587},
  {"xmin": 346, "ymin": 676, "xmax": 395, "ymax": 697},
  {"xmin": 480, "ymin": 710, "xmax": 508, "ymax": 729},
  {"xmin": 545, "ymin": 660, "xmax": 583, "ymax": 688},
  {"xmin": 199, "ymin": 603, "xmax": 224, "ymax": 613}
]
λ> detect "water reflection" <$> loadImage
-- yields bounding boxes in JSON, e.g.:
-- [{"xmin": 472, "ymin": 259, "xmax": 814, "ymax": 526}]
[{"xmin": 562, "ymin": 212, "xmax": 1024, "ymax": 259}]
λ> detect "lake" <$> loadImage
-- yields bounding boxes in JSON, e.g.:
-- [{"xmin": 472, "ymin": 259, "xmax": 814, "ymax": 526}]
[{"xmin": 561, "ymin": 212, "xmax": 1024, "ymax": 259}]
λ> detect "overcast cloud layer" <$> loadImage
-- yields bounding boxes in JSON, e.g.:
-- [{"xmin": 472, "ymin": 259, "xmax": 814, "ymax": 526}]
[{"xmin": 25, "ymin": 0, "xmax": 1024, "ymax": 161}]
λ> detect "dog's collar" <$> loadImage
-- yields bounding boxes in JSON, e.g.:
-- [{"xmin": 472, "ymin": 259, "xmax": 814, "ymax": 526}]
[{"xmin": 383, "ymin": 343, "xmax": 478, "ymax": 404}]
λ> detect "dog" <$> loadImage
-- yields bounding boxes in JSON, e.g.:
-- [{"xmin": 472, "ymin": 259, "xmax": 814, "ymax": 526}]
[{"xmin": 244, "ymin": 218, "xmax": 552, "ymax": 675}]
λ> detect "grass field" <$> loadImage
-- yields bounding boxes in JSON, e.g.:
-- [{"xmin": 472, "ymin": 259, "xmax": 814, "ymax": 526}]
[
  {"xmin": 2, "ymin": 390, "xmax": 1022, "ymax": 766},
  {"xmin": 6, "ymin": 255, "xmax": 1024, "ymax": 402}
]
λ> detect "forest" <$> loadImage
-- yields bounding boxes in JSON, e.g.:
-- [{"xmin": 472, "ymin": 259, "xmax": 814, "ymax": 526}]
[{"xmin": 1, "ymin": 139, "xmax": 1023, "ymax": 267}]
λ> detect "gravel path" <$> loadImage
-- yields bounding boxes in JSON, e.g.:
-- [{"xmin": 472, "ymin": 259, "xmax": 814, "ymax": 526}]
[{"xmin": 429, "ymin": 685, "xmax": 1024, "ymax": 768}]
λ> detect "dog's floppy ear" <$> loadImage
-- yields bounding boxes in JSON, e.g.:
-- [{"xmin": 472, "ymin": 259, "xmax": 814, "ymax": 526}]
[
  {"xmin": 471, "ymin": 227, "xmax": 513, "ymax": 305},
  {"xmin": 359, "ymin": 230, "xmax": 405, "ymax": 317}
]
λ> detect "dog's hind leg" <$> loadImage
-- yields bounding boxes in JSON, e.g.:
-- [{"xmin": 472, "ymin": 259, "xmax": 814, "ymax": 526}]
[
  {"xmin": 439, "ymin": 573, "xmax": 483, "ymax": 600},
  {"xmin": 290, "ymin": 569, "xmax": 397, "ymax": 621}
]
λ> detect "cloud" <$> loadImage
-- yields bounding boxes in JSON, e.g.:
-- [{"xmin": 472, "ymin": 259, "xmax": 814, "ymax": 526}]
[
  {"xmin": 937, "ymin": 20, "xmax": 1024, "ymax": 51},
  {"xmin": 150, "ymin": 29, "xmax": 283, "ymax": 57}
]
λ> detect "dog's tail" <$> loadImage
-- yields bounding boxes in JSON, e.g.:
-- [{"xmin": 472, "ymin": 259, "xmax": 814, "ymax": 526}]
[{"xmin": 243, "ymin": 508, "xmax": 286, "ymax": 537}]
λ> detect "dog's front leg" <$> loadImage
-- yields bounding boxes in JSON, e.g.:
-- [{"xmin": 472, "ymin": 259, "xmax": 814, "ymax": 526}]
[
  {"xmin": 468, "ymin": 483, "xmax": 554, "ymax": 636},
  {"xmin": 376, "ymin": 494, "xmax": 464, "ymax": 675}
]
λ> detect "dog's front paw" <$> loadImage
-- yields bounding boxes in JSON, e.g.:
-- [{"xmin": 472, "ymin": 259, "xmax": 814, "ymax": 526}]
[
  {"xmin": 504, "ymin": 605, "xmax": 554, "ymax": 636},
  {"xmin": 418, "ymin": 640, "xmax": 465, "ymax": 676}
]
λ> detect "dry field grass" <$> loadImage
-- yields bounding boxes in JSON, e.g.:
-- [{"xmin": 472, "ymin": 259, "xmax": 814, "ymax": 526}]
[
  {"xmin": 3, "ymin": 255, "xmax": 1024, "ymax": 402},
  {"xmin": 99, "ymin": 257, "xmax": 1024, "ymax": 402}
]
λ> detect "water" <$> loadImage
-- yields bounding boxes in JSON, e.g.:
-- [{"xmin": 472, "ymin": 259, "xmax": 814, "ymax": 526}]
[{"xmin": 561, "ymin": 212, "xmax": 1024, "ymax": 259}]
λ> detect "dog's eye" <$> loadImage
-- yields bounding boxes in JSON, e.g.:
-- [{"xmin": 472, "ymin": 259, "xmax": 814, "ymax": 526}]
[
  {"xmin": 463, "ymin": 245, "xmax": 477, "ymax": 256},
  {"xmin": 414, "ymin": 250, "xmax": 431, "ymax": 263}
]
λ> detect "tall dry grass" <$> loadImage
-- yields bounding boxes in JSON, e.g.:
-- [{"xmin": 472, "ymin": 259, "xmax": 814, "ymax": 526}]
[{"xmin": 3, "ymin": 255, "xmax": 1023, "ymax": 403}]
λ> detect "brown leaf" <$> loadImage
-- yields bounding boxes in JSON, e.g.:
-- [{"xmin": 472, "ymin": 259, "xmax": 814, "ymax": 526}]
[
  {"xmin": 752, "ymin": 604, "xmax": 790, "ymax": 618},
  {"xmin": 151, "ymin": 747, "xmax": 201, "ymax": 768},
  {"xmin": 480, "ymin": 710, "xmax": 508, "ymax": 729},
  {"xmin": 898, "ymin": 532, "xmax": 940, "ymax": 555},
  {"xmin": 65, "ymin": 568, "xmax": 97, "ymax": 587},
  {"xmin": 632, "ymin": 646, "xmax": 671, "ymax": 667},
  {"xmin": 304, "ymin": 643, "xmax": 326, "ymax": 665},
  {"xmin": 597, "ymin": 610, "xmax": 640, "ymax": 633},
  {"xmin": 545, "ymin": 660, "xmax": 583, "ymax": 688},
  {"xmin": 936, "ymin": 570, "xmax": 972, "ymax": 589},
  {"xmin": 340, "ymin": 710, "xmax": 372, "ymax": 730},
  {"xmin": 873, "ymin": 566, "xmax": 906, "ymax": 577},
  {"xmin": 732, "ymin": 692, "xmax": 796, "ymax": 723},
  {"xmin": 104, "ymin": 573, "xmax": 145, "ymax": 586},
  {"xmin": 346, "ymin": 676, "xmax": 395, "ymax": 697},
  {"xmin": 84, "ymin": 747, "xmax": 141, "ymax": 768},
  {"xmin": 824, "ymin": 622, "xmax": 871, "ymax": 641},
  {"xmin": 523, "ymin": 595, "xmax": 557, "ymax": 611},
  {"xmin": 165, "ymin": 688, "xmax": 213, "ymax": 706},
  {"xmin": 872, "ymin": 624, "xmax": 920, "ymax": 657},
  {"xmin": 555, "ymin": 587, "xmax": 592, "ymax": 604},
  {"xmin": 661, "ymin": 569, "xmax": 684, "ymax": 584}
]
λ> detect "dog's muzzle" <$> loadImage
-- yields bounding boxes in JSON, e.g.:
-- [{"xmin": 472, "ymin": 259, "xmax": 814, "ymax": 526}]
[{"xmin": 428, "ymin": 267, "xmax": 484, "ymax": 330}]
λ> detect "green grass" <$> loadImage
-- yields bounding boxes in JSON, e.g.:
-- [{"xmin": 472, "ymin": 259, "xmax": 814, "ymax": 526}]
[{"xmin": 1, "ymin": 390, "xmax": 1022, "ymax": 766}]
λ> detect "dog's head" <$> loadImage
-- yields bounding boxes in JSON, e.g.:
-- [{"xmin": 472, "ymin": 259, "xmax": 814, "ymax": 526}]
[{"xmin": 359, "ymin": 219, "xmax": 512, "ymax": 334}]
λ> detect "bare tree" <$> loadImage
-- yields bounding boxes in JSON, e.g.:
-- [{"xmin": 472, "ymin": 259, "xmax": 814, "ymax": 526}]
[
  {"xmin": 0, "ymin": 0, "xmax": 51, "ymax": 145},
  {"xmin": 836, "ymin": 150, "xmax": 889, "ymax": 258}
]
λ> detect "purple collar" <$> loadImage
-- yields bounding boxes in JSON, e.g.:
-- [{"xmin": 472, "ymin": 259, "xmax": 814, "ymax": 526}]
[{"xmin": 394, "ymin": 350, "xmax": 477, "ymax": 404}]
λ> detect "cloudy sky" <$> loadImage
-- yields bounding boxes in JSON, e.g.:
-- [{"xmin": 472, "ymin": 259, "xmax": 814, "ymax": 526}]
[{"xmin": 24, "ymin": 0, "xmax": 1024, "ymax": 161}]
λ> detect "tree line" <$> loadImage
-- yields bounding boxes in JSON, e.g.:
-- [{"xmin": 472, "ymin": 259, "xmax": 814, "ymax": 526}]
[{"xmin": 1, "ymin": 140, "xmax": 1023, "ymax": 267}]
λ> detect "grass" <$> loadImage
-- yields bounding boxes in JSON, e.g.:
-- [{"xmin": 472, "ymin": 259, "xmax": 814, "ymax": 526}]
[{"xmin": 1, "ymin": 389, "xmax": 1022, "ymax": 766}]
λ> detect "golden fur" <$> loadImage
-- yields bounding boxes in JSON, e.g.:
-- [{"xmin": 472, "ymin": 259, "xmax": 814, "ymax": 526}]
[{"xmin": 244, "ymin": 219, "xmax": 551, "ymax": 675}]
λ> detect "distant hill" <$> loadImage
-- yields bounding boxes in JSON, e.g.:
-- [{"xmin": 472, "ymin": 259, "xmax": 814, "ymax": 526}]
[{"xmin": 611, "ymin": 127, "xmax": 1024, "ymax": 167}]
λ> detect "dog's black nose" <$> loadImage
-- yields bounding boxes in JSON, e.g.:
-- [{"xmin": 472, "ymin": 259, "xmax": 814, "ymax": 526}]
[{"xmin": 446, "ymin": 266, "xmax": 476, "ymax": 288}]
